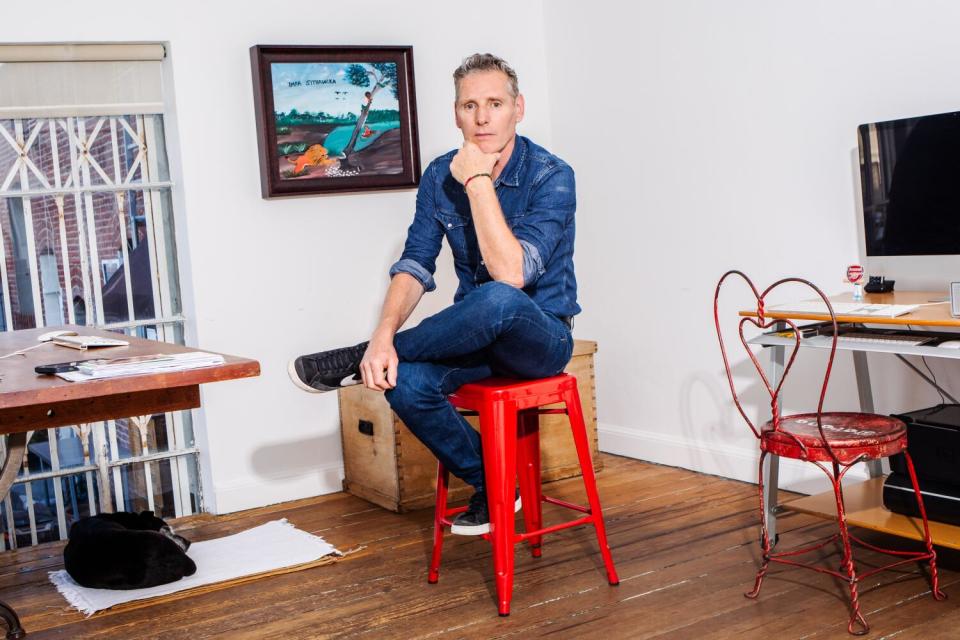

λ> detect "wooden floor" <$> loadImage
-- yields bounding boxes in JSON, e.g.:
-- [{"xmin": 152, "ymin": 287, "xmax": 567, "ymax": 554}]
[{"xmin": 3, "ymin": 455, "xmax": 959, "ymax": 639}]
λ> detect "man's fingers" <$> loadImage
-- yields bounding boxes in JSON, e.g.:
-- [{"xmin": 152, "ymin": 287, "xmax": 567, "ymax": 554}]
[
  {"xmin": 361, "ymin": 361, "xmax": 376, "ymax": 391},
  {"xmin": 370, "ymin": 358, "xmax": 391, "ymax": 391},
  {"xmin": 386, "ymin": 358, "xmax": 398, "ymax": 388},
  {"xmin": 360, "ymin": 362, "xmax": 369, "ymax": 389}
]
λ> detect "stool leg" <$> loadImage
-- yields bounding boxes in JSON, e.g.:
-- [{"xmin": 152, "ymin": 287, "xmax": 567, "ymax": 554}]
[
  {"xmin": 517, "ymin": 409, "xmax": 543, "ymax": 557},
  {"xmin": 481, "ymin": 400, "xmax": 518, "ymax": 616},
  {"xmin": 428, "ymin": 463, "xmax": 450, "ymax": 584},
  {"xmin": 564, "ymin": 384, "xmax": 619, "ymax": 585}
]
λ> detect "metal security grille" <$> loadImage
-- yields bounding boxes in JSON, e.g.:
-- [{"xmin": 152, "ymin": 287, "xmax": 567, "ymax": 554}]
[{"xmin": 0, "ymin": 114, "xmax": 199, "ymax": 549}]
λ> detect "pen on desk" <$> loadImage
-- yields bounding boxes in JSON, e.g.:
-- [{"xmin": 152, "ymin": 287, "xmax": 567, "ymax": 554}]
[{"xmin": 771, "ymin": 326, "xmax": 820, "ymax": 339}]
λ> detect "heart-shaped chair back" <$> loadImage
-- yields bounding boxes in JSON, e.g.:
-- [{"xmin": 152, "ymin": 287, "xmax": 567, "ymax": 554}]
[{"xmin": 713, "ymin": 270, "xmax": 841, "ymax": 462}]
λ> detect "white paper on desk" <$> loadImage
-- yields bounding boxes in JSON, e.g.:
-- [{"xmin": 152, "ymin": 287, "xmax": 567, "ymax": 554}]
[
  {"xmin": 51, "ymin": 335, "xmax": 129, "ymax": 350},
  {"xmin": 769, "ymin": 301, "xmax": 918, "ymax": 318},
  {"xmin": 57, "ymin": 351, "xmax": 225, "ymax": 381}
]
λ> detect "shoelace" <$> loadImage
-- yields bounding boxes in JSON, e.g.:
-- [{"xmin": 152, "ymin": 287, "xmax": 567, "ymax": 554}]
[{"xmin": 311, "ymin": 343, "xmax": 366, "ymax": 374}]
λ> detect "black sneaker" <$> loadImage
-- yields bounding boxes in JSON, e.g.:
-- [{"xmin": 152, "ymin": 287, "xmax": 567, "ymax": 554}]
[
  {"xmin": 450, "ymin": 490, "xmax": 522, "ymax": 536},
  {"xmin": 288, "ymin": 342, "xmax": 368, "ymax": 393}
]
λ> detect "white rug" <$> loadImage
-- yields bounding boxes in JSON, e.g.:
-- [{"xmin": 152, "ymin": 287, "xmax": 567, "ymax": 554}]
[{"xmin": 49, "ymin": 518, "xmax": 340, "ymax": 616}]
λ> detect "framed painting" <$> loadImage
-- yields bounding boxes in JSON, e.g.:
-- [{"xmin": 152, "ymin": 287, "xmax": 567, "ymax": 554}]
[{"xmin": 250, "ymin": 45, "xmax": 421, "ymax": 198}]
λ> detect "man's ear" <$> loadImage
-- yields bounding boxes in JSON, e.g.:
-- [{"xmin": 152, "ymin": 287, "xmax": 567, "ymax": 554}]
[
  {"xmin": 515, "ymin": 94, "xmax": 525, "ymax": 124},
  {"xmin": 454, "ymin": 100, "xmax": 464, "ymax": 131}
]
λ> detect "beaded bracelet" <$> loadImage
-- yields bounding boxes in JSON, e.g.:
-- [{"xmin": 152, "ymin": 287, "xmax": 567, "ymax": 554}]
[{"xmin": 463, "ymin": 172, "xmax": 492, "ymax": 190}]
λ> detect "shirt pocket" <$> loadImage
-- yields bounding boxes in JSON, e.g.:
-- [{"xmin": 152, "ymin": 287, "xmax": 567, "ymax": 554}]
[{"xmin": 436, "ymin": 211, "xmax": 473, "ymax": 256}]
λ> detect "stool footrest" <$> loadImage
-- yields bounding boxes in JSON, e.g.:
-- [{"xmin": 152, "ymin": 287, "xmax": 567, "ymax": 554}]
[
  {"xmin": 443, "ymin": 505, "xmax": 469, "ymax": 517},
  {"xmin": 516, "ymin": 515, "xmax": 594, "ymax": 541},
  {"xmin": 543, "ymin": 494, "xmax": 590, "ymax": 514}
]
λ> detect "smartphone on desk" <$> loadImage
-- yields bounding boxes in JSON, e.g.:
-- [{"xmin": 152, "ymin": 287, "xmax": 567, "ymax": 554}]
[{"xmin": 35, "ymin": 359, "xmax": 94, "ymax": 375}]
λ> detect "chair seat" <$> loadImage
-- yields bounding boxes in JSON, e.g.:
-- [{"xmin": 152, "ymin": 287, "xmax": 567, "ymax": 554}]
[{"xmin": 761, "ymin": 412, "xmax": 907, "ymax": 462}]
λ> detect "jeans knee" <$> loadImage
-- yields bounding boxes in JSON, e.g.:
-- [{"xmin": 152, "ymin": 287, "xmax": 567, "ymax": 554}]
[
  {"xmin": 385, "ymin": 363, "xmax": 438, "ymax": 417},
  {"xmin": 472, "ymin": 281, "xmax": 527, "ymax": 314}
]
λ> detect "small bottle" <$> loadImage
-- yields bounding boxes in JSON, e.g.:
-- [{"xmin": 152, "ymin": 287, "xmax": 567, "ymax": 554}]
[{"xmin": 853, "ymin": 283, "xmax": 864, "ymax": 301}]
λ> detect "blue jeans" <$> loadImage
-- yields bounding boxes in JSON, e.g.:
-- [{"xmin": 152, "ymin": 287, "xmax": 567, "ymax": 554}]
[{"xmin": 386, "ymin": 281, "xmax": 573, "ymax": 493}]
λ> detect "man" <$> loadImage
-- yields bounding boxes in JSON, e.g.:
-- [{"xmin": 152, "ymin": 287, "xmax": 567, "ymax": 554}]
[{"xmin": 289, "ymin": 53, "xmax": 579, "ymax": 535}]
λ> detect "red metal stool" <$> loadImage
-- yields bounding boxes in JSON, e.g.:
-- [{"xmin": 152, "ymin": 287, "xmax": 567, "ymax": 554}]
[{"xmin": 427, "ymin": 373, "xmax": 619, "ymax": 616}]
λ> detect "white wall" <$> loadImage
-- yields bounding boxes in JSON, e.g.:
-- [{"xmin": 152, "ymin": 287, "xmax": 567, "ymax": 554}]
[
  {"xmin": 544, "ymin": 0, "xmax": 960, "ymax": 492},
  {"xmin": 9, "ymin": 1, "xmax": 960, "ymax": 513},
  {"xmin": 2, "ymin": 0, "xmax": 554, "ymax": 513}
]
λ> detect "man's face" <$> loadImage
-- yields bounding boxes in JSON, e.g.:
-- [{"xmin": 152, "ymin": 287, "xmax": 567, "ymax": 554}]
[{"xmin": 455, "ymin": 70, "xmax": 525, "ymax": 154}]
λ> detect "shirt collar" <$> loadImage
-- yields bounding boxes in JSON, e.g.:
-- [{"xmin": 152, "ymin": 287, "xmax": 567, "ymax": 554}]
[{"xmin": 494, "ymin": 135, "xmax": 526, "ymax": 188}]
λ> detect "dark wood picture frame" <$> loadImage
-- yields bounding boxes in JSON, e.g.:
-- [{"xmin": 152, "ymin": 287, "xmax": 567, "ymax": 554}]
[{"xmin": 250, "ymin": 45, "xmax": 421, "ymax": 198}]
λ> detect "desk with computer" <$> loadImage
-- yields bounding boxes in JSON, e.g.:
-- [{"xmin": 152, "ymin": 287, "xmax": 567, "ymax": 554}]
[{"xmin": 744, "ymin": 108, "xmax": 960, "ymax": 550}]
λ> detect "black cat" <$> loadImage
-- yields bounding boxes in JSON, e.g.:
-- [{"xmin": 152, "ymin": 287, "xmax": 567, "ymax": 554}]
[{"xmin": 63, "ymin": 511, "xmax": 196, "ymax": 590}]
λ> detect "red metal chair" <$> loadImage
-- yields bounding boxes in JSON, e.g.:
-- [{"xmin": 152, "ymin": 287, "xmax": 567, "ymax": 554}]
[
  {"xmin": 428, "ymin": 374, "xmax": 619, "ymax": 616},
  {"xmin": 714, "ymin": 271, "xmax": 946, "ymax": 635}
]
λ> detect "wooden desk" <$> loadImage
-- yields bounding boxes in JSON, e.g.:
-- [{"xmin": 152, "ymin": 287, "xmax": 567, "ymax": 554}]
[
  {"xmin": 0, "ymin": 326, "xmax": 259, "ymax": 639},
  {"xmin": 743, "ymin": 290, "xmax": 958, "ymax": 327},
  {"xmin": 738, "ymin": 291, "xmax": 960, "ymax": 549}
]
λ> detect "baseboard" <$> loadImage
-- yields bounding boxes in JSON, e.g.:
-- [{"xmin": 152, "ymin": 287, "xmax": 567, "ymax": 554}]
[
  {"xmin": 209, "ymin": 425, "xmax": 867, "ymax": 515},
  {"xmin": 597, "ymin": 422, "xmax": 869, "ymax": 495},
  {"xmin": 210, "ymin": 462, "xmax": 345, "ymax": 514}
]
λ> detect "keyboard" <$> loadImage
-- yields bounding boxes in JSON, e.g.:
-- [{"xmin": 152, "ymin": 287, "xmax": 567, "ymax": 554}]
[
  {"xmin": 769, "ymin": 301, "xmax": 918, "ymax": 318},
  {"xmin": 835, "ymin": 332, "xmax": 933, "ymax": 347}
]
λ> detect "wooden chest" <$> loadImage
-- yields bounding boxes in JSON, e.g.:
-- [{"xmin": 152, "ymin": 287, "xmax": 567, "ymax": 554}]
[{"xmin": 337, "ymin": 340, "xmax": 602, "ymax": 512}]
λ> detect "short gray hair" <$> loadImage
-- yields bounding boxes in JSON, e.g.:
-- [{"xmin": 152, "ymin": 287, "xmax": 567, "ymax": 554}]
[{"xmin": 453, "ymin": 53, "xmax": 519, "ymax": 100}]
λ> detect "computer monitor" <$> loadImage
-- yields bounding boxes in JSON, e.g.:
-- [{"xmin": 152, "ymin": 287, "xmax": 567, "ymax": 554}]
[{"xmin": 856, "ymin": 110, "xmax": 960, "ymax": 289}]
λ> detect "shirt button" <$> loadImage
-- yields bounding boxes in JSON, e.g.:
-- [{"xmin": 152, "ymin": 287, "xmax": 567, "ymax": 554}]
[{"xmin": 447, "ymin": 223, "xmax": 453, "ymax": 228}]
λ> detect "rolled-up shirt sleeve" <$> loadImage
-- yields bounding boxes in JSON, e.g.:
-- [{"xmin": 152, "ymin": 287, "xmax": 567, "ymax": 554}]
[
  {"xmin": 518, "ymin": 240, "xmax": 544, "ymax": 285},
  {"xmin": 389, "ymin": 257, "xmax": 437, "ymax": 292},
  {"xmin": 512, "ymin": 164, "xmax": 576, "ymax": 287},
  {"xmin": 388, "ymin": 163, "xmax": 443, "ymax": 292}
]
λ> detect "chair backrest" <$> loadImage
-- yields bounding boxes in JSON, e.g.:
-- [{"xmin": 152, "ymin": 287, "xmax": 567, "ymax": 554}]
[{"xmin": 713, "ymin": 270, "xmax": 842, "ymax": 462}]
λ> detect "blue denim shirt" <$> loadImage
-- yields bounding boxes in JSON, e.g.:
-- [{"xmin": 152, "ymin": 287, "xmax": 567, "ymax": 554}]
[{"xmin": 389, "ymin": 135, "xmax": 580, "ymax": 319}]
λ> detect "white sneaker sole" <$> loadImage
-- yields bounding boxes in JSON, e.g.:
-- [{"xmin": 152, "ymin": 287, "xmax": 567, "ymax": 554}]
[
  {"xmin": 287, "ymin": 359, "xmax": 360, "ymax": 394},
  {"xmin": 287, "ymin": 359, "xmax": 326, "ymax": 393},
  {"xmin": 450, "ymin": 496, "xmax": 522, "ymax": 536}
]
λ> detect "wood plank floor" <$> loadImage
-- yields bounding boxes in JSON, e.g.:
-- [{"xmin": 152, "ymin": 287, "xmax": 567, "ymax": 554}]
[{"xmin": 2, "ymin": 455, "xmax": 958, "ymax": 639}]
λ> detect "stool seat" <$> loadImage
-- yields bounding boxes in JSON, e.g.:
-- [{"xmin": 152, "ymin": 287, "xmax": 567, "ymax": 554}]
[
  {"xmin": 449, "ymin": 374, "xmax": 576, "ymax": 408},
  {"xmin": 429, "ymin": 373, "xmax": 619, "ymax": 616}
]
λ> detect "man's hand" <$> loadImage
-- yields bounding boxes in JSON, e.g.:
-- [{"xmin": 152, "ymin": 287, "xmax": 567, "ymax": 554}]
[
  {"xmin": 450, "ymin": 141, "xmax": 500, "ymax": 185},
  {"xmin": 359, "ymin": 333, "xmax": 399, "ymax": 392}
]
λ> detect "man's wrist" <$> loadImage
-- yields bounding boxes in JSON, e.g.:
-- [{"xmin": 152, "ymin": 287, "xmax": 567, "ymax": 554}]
[
  {"xmin": 372, "ymin": 325, "xmax": 397, "ymax": 342},
  {"xmin": 463, "ymin": 172, "xmax": 492, "ymax": 191}
]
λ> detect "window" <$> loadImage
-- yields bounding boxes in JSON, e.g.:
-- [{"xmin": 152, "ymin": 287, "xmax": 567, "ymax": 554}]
[{"xmin": 0, "ymin": 44, "xmax": 199, "ymax": 549}]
